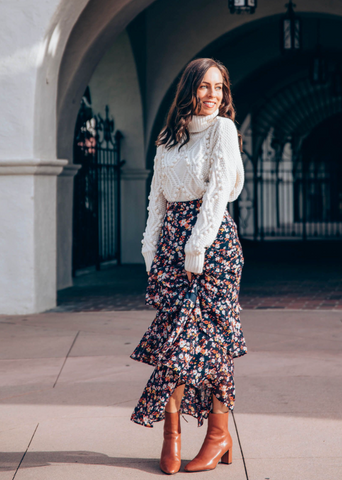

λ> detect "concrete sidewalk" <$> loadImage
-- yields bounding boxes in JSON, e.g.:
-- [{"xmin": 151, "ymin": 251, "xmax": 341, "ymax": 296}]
[{"xmin": 0, "ymin": 309, "xmax": 341, "ymax": 479}]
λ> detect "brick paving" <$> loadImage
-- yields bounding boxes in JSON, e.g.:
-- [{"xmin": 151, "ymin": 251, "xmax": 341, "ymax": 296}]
[
  {"xmin": 240, "ymin": 281, "xmax": 342, "ymax": 310},
  {"xmin": 53, "ymin": 241, "xmax": 342, "ymax": 312},
  {"xmin": 239, "ymin": 241, "xmax": 342, "ymax": 310}
]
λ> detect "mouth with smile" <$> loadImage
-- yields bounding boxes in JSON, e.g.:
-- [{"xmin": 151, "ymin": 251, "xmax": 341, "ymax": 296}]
[{"xmin": 203, "ymin": 101, "xmax": 216, "ymax": 108}]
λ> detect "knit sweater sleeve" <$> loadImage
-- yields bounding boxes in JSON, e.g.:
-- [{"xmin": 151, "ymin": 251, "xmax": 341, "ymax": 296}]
[
  {"xmin": 141, "ymin": 146, "xmax": 167, "ymax": 272},
  {"xmin": 184, "ymin": 118, "xmax": 244, "ymax": 274}
]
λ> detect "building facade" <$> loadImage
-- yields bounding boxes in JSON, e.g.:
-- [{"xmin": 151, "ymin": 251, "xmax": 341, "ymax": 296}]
[{"xmin": 1, "ymin": 0, "xmax": 342, "ymax": 314}]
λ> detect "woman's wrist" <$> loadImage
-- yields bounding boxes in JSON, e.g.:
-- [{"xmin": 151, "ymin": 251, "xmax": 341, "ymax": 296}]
[
  {"xmin": 142, "ymin": 250, "xmax": 156, "ymax": 272},
  {"xmin": 184, "ymin": 251, "xmax": 205, "ymax": 274}
]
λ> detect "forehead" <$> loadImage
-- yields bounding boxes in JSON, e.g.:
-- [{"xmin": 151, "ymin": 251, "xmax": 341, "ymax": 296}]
[{"xmin": 201, "ymin": 66, "xmax": 223, "ymax": 83}]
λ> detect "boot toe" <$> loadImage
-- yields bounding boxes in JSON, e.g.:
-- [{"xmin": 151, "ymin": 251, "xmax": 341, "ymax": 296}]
[
  {"xmin": 184, "ymin": 459, "xmax": 212, "ymax": 472},
  {"xmin": 160, "ymin": 459, "xmax": 181, "ymax": 474},
  {"xmin": 184, "ymin": 462, "xmax": 196, "ymax": 472}
]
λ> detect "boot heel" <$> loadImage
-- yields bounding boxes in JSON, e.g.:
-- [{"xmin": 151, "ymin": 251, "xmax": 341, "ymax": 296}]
[{"xmin": 221, "ymin": 448, "xmax": 232, "ymax": 465}]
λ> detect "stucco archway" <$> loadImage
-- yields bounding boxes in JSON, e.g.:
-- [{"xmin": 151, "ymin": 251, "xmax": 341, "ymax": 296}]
[
  {"xmin": 37, "ymin": 0, "xmax": 156, "ymax": 289},
  {"xmin": 54, "ymin": 1, "xmax": 342, "ymax": 290},
  {"xmin": 26, "ymin": 0, "xmax": 342, "ymax": 304},
  {"xmin": 52, "ymin": 1, "xmax": 342, "ymax": 168},
  {"xmin": 1, "ymin": 0, "xmax": 342, "ymax": 313}
]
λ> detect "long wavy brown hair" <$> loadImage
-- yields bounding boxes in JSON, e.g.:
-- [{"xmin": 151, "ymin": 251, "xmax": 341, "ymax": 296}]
[{"xmin": 156, "ymin": 58, "xmax": 243, "ymax": 152}]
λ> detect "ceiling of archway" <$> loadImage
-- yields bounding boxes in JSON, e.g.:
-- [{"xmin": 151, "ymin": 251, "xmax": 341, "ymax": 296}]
[
  {"xmin": 193, "ymin": 13, "xmax": 342, "ymax": 154},
  {"xmin": 147, "ymin": 13, "xmax": 342, "ymax": 167},
  {"xmin": 253, "ymin": 77, "xmax": 342, "ymax": 145}
]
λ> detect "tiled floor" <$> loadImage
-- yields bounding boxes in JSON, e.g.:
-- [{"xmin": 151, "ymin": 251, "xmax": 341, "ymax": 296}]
[
  {"xmin": 1, "ymin": 309, "xmax": 341, "ymax": 479},
  {"xmin": 54, "ymin": 241, "xmax": 342, "ymax": 312}
]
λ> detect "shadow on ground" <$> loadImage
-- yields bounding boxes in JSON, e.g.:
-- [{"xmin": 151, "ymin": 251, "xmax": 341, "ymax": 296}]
[{"xmin": 0, "ymin": 451, "xmax": 164, "ymax": 474}]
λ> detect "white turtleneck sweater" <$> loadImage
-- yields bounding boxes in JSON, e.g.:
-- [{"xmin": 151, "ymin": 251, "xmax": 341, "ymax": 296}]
[{"xmin": 141, "ymin": 108, "xmax": 244, "ymax": 274}]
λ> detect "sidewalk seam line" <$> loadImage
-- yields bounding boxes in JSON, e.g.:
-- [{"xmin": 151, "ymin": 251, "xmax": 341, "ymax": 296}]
[
  {"xmin": 231, "ymin": 410, "xmax": 249, "ymax": 480},
  {"xmin": 53, "ymin": 330, "xmax": 80, "ymax": 388},
  {"xmin": 12, "ymin": 423, "xmax": 39, "ymax": 480}
]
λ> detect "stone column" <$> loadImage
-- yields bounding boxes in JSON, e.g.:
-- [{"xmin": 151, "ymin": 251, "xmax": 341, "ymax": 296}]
[
  {"xmin": 57, "ymin": 164, "xmax": 81, "ymax": 291},
  {"xmin": 0, "ymin": 159, "xmax": 67, "ymax": 314}
]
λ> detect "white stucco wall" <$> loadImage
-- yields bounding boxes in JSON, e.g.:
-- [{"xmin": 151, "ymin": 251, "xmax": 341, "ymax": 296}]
[
  {"xmin": 0, "ymin": 0, "xmax": 91, "ymax": 161},
  {"xmin": 0, "ymin": 170, "xmax": 62, "ymax": 314},
  {"xmin": 89, "ymin": 30, "xmax": 145, "ymax": 169},
  {"xmin": 0, "ymin": 176, "xmax": 35, "ymax": 312},
  {"xmin": 0, "ymin": 0, "xmax": 80, "ymax": 312},
  {"xmin": 1, "ymin": 1, "xmax": 55, "ymax": 159},
  {"xmin": 34, "ymin": 0, "xmax": 90, "ymax": 160}
]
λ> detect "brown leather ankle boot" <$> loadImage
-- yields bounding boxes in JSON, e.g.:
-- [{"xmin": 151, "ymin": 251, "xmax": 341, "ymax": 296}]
[
  {"xmin": 184, "ymin": 411, "xmax": 232, "ymax": 472},
  {"xmin": 160, "ymin": 411, "xmax": 181, "ymax": 474}
]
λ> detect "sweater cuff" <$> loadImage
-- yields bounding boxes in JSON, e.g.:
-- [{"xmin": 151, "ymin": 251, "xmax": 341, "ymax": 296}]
[
  {"xmin": 184, "ymin": 252, "xmax": 205, "ymax": 274},
  {"xmin": 142, "ymin": 250, "xmax": 156, "ymax": 272}
]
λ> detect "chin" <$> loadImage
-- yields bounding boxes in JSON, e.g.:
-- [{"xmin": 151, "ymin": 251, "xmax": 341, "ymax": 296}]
[
  {"xmin": 202, "ymin": 108, "xmax": 215, "ymax": 115},
  {"xmin": 196, "ymin": 105, "xmax": 217, "ymax": 115}
]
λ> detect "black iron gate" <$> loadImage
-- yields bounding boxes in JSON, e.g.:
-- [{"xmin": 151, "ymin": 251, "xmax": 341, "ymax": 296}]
[
  {"xmin": 73, "ymin": 104, "xmax": 125, "ymax": 274},
  {"xmin": 237, "ymin": 149, "xmax": 342, "ymax": 240}
]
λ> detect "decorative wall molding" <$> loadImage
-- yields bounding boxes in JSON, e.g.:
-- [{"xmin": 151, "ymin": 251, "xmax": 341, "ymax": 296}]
[
  {"xmin": 59, "ymin": 163, "xmax": 82, "ymax": 177},
  {"xmin": 0, "ymin": 159, "xmax": 68, "ymax": 176}
]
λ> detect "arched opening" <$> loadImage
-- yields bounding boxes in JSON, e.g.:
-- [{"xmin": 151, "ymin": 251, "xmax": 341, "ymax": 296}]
[
  {"xmin": 54, "ymin": 1, "xmax": 342, "ymax": 296},
  {"xmin": 300, "ymin": 113, "xmax": 342, "ymax": 227},
  {"xmin": 147, "ymin": 14, "xmax": 342, "ymax": 241},
  {"xmin": 55, "ymin": 2, "xmax": 153, "ymax": 287},
  {"xmin": 70, "ymin": 29, "xmax": 146, "ymax": 275},
  {"xmin": 236, "ymin": 76, "xmax": 342, "ymax": 241}
]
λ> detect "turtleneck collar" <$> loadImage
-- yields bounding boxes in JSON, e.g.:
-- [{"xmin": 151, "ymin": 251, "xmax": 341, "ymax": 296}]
[{"xmin": 188, "ymin": 108, "xmax": 219, "ymax": 133}]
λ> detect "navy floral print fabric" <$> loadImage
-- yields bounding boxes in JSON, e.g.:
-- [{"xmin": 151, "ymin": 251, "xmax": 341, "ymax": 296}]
[{"xmin": 130, "ymin": 198, "xmax": 247, "ymax": 427}]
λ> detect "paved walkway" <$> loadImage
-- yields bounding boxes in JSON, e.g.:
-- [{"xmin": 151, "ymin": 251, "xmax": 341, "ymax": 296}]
[{"xmin": 0, "ymin": 309, "xmax": 341, "ymax": 479}]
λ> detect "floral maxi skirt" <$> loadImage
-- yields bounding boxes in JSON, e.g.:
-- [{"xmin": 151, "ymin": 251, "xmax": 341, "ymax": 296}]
[{"xmin": 130, "ymin": 197, "xmax": 247, "ymax": 427}]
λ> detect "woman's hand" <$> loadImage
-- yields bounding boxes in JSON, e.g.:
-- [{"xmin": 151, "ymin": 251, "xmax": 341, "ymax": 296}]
[{"xmin": 185, "ymin": 270, "xmax": 193, "ymax": 282}]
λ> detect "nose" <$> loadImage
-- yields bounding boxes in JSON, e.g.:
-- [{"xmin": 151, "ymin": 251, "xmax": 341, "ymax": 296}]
[{"xmin": 207, "ymin": 87, "xmax": 217, "ymax": 98}]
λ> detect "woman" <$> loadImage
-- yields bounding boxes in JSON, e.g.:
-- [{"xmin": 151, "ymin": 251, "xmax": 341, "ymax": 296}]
[{"xmin": 130, "ymin": 58, "xmax": 247, "ymax": 474}]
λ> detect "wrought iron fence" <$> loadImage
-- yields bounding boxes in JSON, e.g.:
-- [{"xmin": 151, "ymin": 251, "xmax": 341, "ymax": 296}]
[
  {"xmin": 73, "ymin": 104, "xmax": 125, "ymax": 274},
  {"xmin": 237, "ymin": 151, "xmax": 342, "ymax": 240}
]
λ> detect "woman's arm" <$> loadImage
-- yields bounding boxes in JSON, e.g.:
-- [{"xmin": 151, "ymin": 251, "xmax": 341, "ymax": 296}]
[
  {"xmin": 184, "ymin": 118, "xmax": 244, "ymax": 274},
  {"xmin": 141, "ymin": 146, "xmax": 167, "ymax": 272}
]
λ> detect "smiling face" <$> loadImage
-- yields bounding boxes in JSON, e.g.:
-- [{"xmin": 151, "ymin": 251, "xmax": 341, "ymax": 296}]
[{"xmin": 193, "ymin": 66, "xmax": 223, "ymax": 116}]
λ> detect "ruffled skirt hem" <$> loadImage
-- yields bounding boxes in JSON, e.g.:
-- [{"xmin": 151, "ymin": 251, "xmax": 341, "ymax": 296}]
[{"xmin": 130, "ymin": 198, "xmax": 247, "ymax": 427}]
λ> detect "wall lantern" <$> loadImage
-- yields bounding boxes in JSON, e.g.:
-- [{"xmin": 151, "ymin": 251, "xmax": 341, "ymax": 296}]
[
  {"xmin": 281, "ymin": 0, "xmax": 301, "ymax": 53},
  {"xmin": 228, "ymin": 0, "xmax": 257, "ymax": 14}
]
